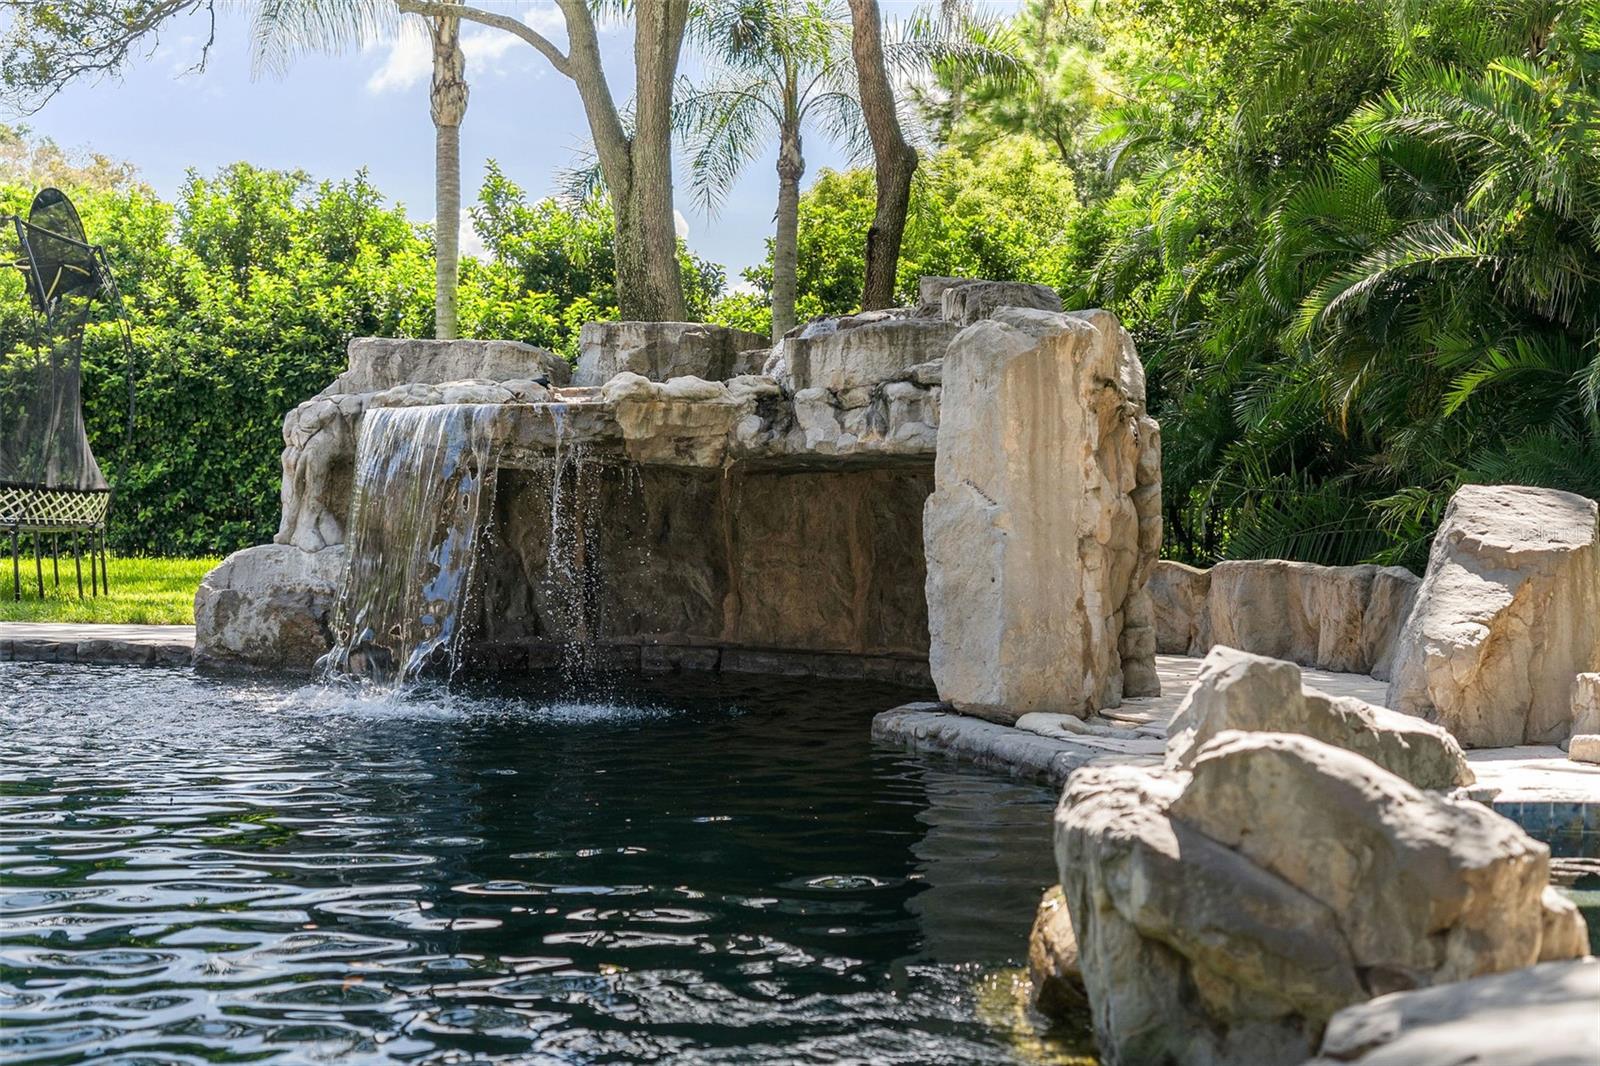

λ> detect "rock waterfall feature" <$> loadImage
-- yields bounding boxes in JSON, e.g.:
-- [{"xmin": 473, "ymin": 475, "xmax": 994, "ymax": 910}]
[
  {"xmin": 195, "ymin": 286, "xmax": 1162, "ymax": 710},
  {"xmin": 320, "ymin": 404, "xmax": 506, "ymax": 685}
]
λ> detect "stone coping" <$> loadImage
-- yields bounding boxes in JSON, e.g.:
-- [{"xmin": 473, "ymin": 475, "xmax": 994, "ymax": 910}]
[
  {"xmin": 873, "ymin": 654, "xmax": 1600, "ymax": 830},
  {"xmin": 0, "ymin": 622, "xmax": 194, "ymax": 666}
]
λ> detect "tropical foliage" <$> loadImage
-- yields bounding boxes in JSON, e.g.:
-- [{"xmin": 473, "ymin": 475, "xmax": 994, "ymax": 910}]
[{"xmin": 0, "ymin": 139, "xmax": 722, "ymax": 556}]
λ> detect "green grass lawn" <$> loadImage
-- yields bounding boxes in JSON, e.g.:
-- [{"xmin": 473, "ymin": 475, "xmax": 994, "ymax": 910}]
[{"xmin": 0, "ymin": 554, "xmax": 219, "ymax": 625}]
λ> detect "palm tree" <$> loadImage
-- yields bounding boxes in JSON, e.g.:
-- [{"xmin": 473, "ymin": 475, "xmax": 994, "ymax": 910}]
[
  {"xmin": 251, "ymin": 0, "xmax": 468, "ymax": 338},
  {"xmin": 679, "ymin": 0, "xmax": 864, "ymax": 341}
]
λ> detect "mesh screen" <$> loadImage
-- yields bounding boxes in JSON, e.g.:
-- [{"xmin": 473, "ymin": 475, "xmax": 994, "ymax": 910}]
[{"xmin": 1, "ymin": 188, "xmax": 109, "ymax": 493}]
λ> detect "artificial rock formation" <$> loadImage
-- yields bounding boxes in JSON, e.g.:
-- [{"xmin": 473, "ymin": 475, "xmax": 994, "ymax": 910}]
[
  {"xmin": 203, "ymin": 286, "xmax": 1160, "ymax": 686},
  {"xmin": 1165, "ymin": 646, "xmax": 1473, "ymax": 791},
  {"xmin": 1027, "ymin": 884, "xmax": 1088, "ymax": 1020},
  {"xmin": 574, "ymin": 321, "xmax": 766, "ymax": 387},
  {"xmin": 1305, "ymin": 959, "xmax": 1600, "ymax": 1066},
  {"xmin": 193, "ymin": 543, "xmax": 347, "ymax": 671},
  {"xmin": 924, "ymin": 307, "xmax": 1161, "ymax": 721},
  {"xmin": 1148, "ymin": 559, "xmax": 1420, "ymax": 679},
  {"xmin": 1056, "ymin": 731, "xmax": 1586, "ymax": 1066},
  {"xmin": 1388, "ymin": 484, "xmax": 1600, "ymax": 747}
]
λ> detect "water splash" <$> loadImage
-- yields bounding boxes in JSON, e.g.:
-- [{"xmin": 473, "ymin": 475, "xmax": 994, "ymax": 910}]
[{"xmin": 321, "ymin": 404, "xmax": 505, "ymax": 688}]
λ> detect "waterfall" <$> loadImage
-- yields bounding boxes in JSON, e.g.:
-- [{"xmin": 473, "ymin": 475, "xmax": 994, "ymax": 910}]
[{"xmin": 321, "ymin": 404, "xmax": 505, "ymax": 687}]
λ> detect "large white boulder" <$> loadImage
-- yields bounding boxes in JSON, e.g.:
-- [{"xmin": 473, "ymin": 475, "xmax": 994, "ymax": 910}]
[
  {"xmin": 775, "ymin": 315, "xmax": 959, "ymax": 392},
  {"xmin": 194, "ymin": 543, "xmax": 347, "ymax": 672},
  {"xmin": 1388, "ymin": 484, "xmax": 1600, "ymax": 747},
  {"xmin": 574, "ymin": 321, "xmax": 766, "ymax": 386},
  {"xmin": 1166, "ymin": 646, "xmax": 1473, "ymax": 790},
  {"xmin": 1305, "ymin": 959, "xmax": 1600, "ymax": 1066},
  {"xmin": 1056, "ymin": 731, "xmax": 1584, "ymax": 1066},
  {"xmin": 923, "ymin": 307, "xmax": 1161, "ymax": 721},
  {"xmin": 330, "ymin": 337, "xmax": 568, "ymax": 394}
]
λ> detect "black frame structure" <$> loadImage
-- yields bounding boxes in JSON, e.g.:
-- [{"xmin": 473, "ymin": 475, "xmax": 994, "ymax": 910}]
[{"xmin": 2, "ymin": 188, "xmax": 134, "ymax": 601}]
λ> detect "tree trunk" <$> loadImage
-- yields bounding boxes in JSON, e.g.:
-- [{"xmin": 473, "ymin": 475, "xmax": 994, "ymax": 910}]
[
  {"xmin": 429, "ymin": 10, "xmax": 468, "ymax": 339},
  {"xmin": 771, "ymin": 123, "xmax": 805, "ymax": 341},
  {"xmin": 622, "ymin": 0, "xmax": 690, "ymax": 321},
  {"xmin": 847, "ymin": 0, "xmax": 917, "ymax": 310}
]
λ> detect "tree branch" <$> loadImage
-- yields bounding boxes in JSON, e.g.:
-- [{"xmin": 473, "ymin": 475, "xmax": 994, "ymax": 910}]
[{"xmin": 394, "ymin": 0, "xmax": 571, "ymax": 78}]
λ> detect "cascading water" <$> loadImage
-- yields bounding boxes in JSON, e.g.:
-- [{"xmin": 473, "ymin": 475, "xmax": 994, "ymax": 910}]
[{"xmin": 321, "ymin": 404, "xmax": 505, "ymax": 687}]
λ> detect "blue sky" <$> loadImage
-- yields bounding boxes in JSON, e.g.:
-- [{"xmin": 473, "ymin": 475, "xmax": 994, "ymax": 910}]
[{"xmin": 15, "ymin": 1, "xmax": 1009, "ymax": 282}]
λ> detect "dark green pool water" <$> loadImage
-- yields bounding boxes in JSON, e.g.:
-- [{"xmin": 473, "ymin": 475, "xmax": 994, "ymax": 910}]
[{"xmin": 0, "ymin": 663, "xmax": 1088, "ymax": 1064}]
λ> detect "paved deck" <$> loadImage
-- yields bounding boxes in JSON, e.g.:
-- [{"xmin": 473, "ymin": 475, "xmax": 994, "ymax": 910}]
[
  {"xmin": 874, "ymin": 654, "xmax": 1600, "ymax": 833},
  {"xmin": 0, "ymin": 622, "xmax": 194, "ymax": 666}
]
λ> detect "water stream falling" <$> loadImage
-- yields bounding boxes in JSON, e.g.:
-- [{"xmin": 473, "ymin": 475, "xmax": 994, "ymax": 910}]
[{"xmin": 320, "ymin": 404, "xmax": 506, "ymax": 687}]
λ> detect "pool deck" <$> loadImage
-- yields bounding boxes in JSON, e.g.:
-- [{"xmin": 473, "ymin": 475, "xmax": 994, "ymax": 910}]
[
  {"xmin": 873, "ymin": 655, "xmax": 1600, "ymax": 833},
  {"xmin": 0, "ymin": 622, "xmax": 194, "ymax": 666}
]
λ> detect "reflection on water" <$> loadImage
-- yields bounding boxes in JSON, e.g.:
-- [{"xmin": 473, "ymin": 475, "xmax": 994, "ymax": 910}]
[{"xmin": 0, "ymin": 663, "xmax": 1091, "ymax": 1064}]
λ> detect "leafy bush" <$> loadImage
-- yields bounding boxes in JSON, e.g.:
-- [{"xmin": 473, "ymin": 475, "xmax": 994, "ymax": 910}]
[{"xmin": 1, "ymin": 156, "xmax": 725, "ymax": 556}]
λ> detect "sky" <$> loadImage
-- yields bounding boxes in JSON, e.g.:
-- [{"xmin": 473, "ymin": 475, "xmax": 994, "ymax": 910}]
[{"xmin": 11, "ymin": 1, "xmax": 1009, "ymax": 282}]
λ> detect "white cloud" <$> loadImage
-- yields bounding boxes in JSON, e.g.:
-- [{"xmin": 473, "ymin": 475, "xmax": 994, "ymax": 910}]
[
  {"xmin": 674, "ymin": 210, "xmax": 689, "ymax": 240},
  {"xmin": 367, "ymin": 5, "xmax": 568, "ymax": 94},
  {"xmin": 366, "ymin": 21, "xmax": 430, "ymax": 94},
  {"xmin": 458, "ymin": 207, "xmax": 488, "ymax": 261},
  {"xmin": 729, "ymin": 279, "xmax": 762, "ymax": 296}
]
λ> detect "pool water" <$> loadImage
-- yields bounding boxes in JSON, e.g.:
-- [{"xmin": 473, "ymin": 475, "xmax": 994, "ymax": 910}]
[{"xmin": 0, "ymin": 663, "xmax": 1093, "ymax": 1065}]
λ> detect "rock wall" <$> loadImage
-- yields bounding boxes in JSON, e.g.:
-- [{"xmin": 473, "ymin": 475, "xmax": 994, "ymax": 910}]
[
  {"xmin": 474, "ymin": 461, "xmax": 932, "ymax": 681},
  {"xmin": 1148, "ymin": 558, "xmax": 1420, "ymax": 679},
  {"xmin": 1388, "ymin": 484, "xmax": 1600, "ymax": 747},
  {"xmin": 924, "ymin": 307, "xmax": 1161, "ymax": 721},
  {"xmin": 574, "ymin": 321, "xmax": 766, "ymax": 387}
]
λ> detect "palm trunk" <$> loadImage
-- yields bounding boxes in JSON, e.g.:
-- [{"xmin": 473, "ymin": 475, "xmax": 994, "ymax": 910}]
[
  {"xmin": 429, "ymin": 10, "xmax": 468, "ymax": 340},
  {"xmin": 847, "ymin": 0, "xmax": 917, "ymax": 310},
  {"xmin": 772, "ymin": 124, "xmax": 805, "ymax": 341}
]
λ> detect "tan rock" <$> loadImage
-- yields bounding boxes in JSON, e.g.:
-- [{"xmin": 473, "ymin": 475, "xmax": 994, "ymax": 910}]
[
  {"xmin": 923, "ymin": 308, "xmax": 1159, "ymax": 721},
  {"xmin": 1537, "ymin": 886, "xmax": 1590, "ymax": 961},
  {"xmin": 1027, "ymin": 884, "xmax": 1088, "ymax": 1020},
  {"xmin": 1056, "ymin": 731, "xmax": 1578, "ymax": 1066},
  {"xmin": 330, "ymin": 337, "xmax": 568, "ymax": 394},
  {"xmin": 1387, "ymin": 484, "xmax": 1600, "ymax": 747},
  {"xmin": 1567, "ymin": 734, "xmax": 1600, "ymax": 764},
  {"xmin": 574, "ymin": 321, "xmax": 766, "ymax": 386},
  {"xmin": 1166, "ymin": 646, "xmax": 1474, "ymax": 790},
  {"xmin": 1306, "ymin": 959, "xmax": 1600, "ymax": 1066},
  {"xmin": 940, "ymin": 279, "xmax": 1063, "ymax": 325},
  {"xmin": 194, "ymin": 544, "xmax": 347, "ymax": 672},
  {"xmin": 1149, "ymin": 560, "xmax": 1209, "ymax": 654},
  {"xmin": 1569, "ymin": 672, "xmax": 1600, "ymax": 749},
  {"xmin": 776, "ymin": 316, "xmax": 959, "ymax": 393}
]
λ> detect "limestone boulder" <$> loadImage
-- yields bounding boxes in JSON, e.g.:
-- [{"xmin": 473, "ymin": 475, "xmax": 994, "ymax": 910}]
[
  {"xmin": 1568, "ymin": 734, "xmax": 1600, "ymax": 765},
  {"xmin": 1567, "ymin": 672, "xmax": 1600, "ymax": 750},
  {"xmin": 775, "ymin": 315, "xmax": 959, "ymax": 393},
  {"xmin": 939, "ymin": 280, "xmax": 1063, "ymax": 325},
  {"xmin": 1305, "ymin": 959, "xmax": 1600, "ymax": 1066},
  {"xmin": 1204, "ymin": 560, "xmax": 1419, "ymax": 676},
  {"xmin": 1150, "ymin": 560, "xmax": 1210, "ymax": 654},
  {"xmin": 1057, "ymin": 731, "xmax": 1584, "ymax": 1066},
  {"xmin": 1166, "ymin": 646, "xmax": 1473, "ymax": 790},
  {"xmin": 923, "ymin": 307, "xmax": 1160, "ymax": 721},
  {"xmin": 328, "ymin": 337, "xmax": 568, "ymax": 395},
  {"xmin": 194, "ymin": 544, "xmax": 347, "ymax": 672},
  {"xmin": 1027, "ymin": 884, "xmax": 1089, "ymax": 1020},
  {"xmin": 1387, "ymin": 484, "xmax": 1600, "ymax": 747},
  {"xmin": 574, "ymin": 321, "xmax": 767, "ymax": 386}
]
